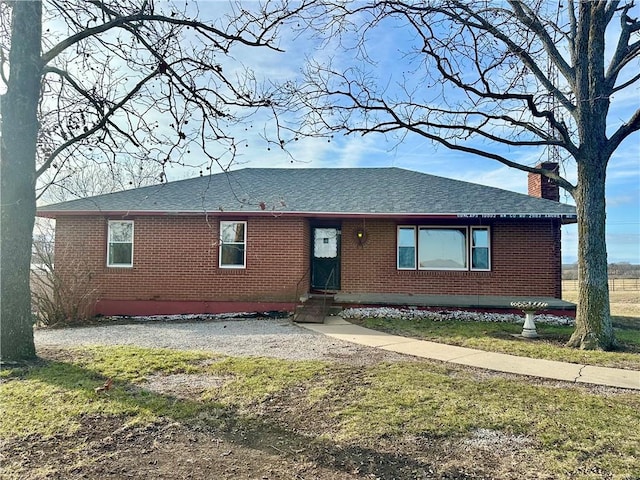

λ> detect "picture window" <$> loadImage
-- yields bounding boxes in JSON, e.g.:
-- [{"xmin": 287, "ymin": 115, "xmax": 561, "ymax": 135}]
[{"xmin": 397, "ymin": 226, "xmax": 490, "ymax": 271}]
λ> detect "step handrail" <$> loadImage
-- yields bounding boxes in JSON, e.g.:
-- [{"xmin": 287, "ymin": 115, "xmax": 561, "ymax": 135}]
[
  {"xmin": 321, "ymin": 267, "xmax": 336, "ymax": 318},
  {"xmin": 294, "ymin": 265, "xmax": 311, "ymax": 303}
]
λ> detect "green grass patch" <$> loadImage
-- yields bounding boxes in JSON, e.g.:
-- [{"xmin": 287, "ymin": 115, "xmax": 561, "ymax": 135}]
[
  {"xmin": 0, "ymin": 368, "xmax": 17, "ymax": 378},
  {"xmin": 356, "ymin": 317, "xmax": 640, "ymax": 369},
  {"xmin": 0, "ymin": 347, "xmax": 325, "ymax": 439},
  {"xmin": 203, "ymin": 356, "xmax": 328, "ymax": 406},
  {"xmin": 74, "ymin": 345, "xmax": 215, "ymax": 382},
  {"xmin": 0, "ymin": 346, "xmax": 216, "ymax": 438},
  {"xmin": 335, "ymin": 362, "xmax": 640, "ymax": 477}
]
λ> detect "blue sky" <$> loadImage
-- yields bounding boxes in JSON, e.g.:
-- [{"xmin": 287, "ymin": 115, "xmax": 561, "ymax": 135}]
[
  {"xmin": 159, "ymin": 1, "xmax": 639, "ymax": 265},
  {"xmin": 31, "ymin": 2, "xmax": 636, "ymax": 264}
]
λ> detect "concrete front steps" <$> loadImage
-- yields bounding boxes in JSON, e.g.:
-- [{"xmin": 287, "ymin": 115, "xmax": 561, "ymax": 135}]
[{"xmin": 294, "ymin": 295, "xmax": 341, "ymax": 324}]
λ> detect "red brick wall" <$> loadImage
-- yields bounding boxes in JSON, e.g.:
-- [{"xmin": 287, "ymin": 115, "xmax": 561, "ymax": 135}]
[
  {"xmin": 340, "ymin": 218, "xmax": 562, "ymax": 297},
  {"xmin": 528, "ymin": 162, "xmax": 560, "ymax": 201},
  {"xmin": 54, "ymin": 214, "xmax": 562, "ymax": 315},
  {"xmin": 54, "ymin": 215, "xmax": 310, "ymax": 310}
]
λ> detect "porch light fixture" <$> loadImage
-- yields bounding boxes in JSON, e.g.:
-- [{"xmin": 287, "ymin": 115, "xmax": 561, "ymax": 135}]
[{"xmin": 355, "ymin": 228, "xmax": 368, "ymax": 246}]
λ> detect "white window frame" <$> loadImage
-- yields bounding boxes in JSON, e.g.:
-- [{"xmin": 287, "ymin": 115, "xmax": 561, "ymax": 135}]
[
  {"xmin": 107, "ymin": 220, "xmax": 134, "ymax": 268},
  {"xmin": 417, "ymin": 226, "xmax": 468, "ymax": 271},
  {"xmin": 470, "ymin": 226, "xmax": 491, "ymax": 271},
  {"xmin": 396, "ymin": 225, "xmax": 492, "ymax": 272},
  {"xmin": 219, "ymin": 221, "xmax": 247, "ymax": 269},
  {"xmin": 397, "ymin": 226, "xmax": 417, "ymax": 270}
]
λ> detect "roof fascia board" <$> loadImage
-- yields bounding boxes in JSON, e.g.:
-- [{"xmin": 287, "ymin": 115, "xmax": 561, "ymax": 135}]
[{"xmin": 36, "ymin": 209, "xmax": 577, "ymax": 222}]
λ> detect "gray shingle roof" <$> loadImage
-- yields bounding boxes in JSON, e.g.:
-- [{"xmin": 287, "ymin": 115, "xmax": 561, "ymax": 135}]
[{"xmin": 37, "ymin": 167, "xmax": 577, "ymax": 220}]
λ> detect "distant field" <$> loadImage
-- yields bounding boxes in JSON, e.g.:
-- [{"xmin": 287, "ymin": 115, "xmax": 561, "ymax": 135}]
[
  {"xmin": 563, "ymin": 278, "xmax": 640, "ymax": 292},
  {"xmin": 562, "ymin": 280, "xmax": 640, "ymax": 319}
]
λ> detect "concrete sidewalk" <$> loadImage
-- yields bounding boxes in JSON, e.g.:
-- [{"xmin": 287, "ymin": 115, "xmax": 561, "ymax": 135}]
[{"xmin": 301, "ymin": 317, "xmax": 640, "ymax": 391}]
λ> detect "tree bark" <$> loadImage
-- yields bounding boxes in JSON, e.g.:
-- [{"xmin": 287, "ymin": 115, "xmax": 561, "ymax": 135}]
[
  {"xmin": 567, "ymin": 159, "xmax": 614, "ymax": 350},
  {"xmin": 0, "ymin": 2, "xmax": 42, "ymax": 361},
  {"xmin": 565, "ymin": 4, "xmax": 615, "ymax": 351}
]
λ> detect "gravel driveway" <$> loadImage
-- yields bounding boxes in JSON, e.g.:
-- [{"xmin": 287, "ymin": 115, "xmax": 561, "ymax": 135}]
[{"xmin": 34, "ymin": 317, "xmax": 408, "ymax": 364}]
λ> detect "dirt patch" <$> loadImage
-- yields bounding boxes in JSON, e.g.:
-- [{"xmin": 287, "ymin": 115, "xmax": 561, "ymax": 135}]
[
  {"xmin": 1, "ymin": 415, "xmax": 362, "ymax": 480},
  {"xmin": 2, "ymin": 411, "xmax": 545, "ymax": 480},
  {"xmin": 143, "ymin": 373, "xmax": 231, "ymax": 400}
]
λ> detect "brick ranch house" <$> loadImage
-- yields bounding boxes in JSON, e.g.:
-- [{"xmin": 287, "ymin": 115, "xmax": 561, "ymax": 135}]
[{"xmin": 37, "ymin": 165, "xmax": 577, "ymax": 317}]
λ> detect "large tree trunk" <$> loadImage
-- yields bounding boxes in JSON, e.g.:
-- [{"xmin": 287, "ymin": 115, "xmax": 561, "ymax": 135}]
[
  {"xmin": 567, "ymin": 159, "xmax": 615, "ymax": 350},
  {"xmin": 565, "ymin": 3, "xmax": 615, "ymax": 351},
  {"xmin": 0, "ymin": 2, "xmax": 42, "ymax": 361}
]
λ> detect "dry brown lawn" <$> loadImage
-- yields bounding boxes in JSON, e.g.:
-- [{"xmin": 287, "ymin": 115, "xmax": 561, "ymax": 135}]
[{"xmin": 563, "ymin": 287, "xmax": 640, "ymax": 316}]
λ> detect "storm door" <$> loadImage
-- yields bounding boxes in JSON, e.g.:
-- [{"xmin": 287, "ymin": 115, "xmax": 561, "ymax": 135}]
[{"xmin": 311, "ymin": 227, "xmax": 341, "ymax": 291}]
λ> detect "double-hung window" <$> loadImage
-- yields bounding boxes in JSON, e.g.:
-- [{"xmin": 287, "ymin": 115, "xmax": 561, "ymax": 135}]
[
  {"xmin": 397, "ymin": 227, "xmax": 417, "ymax": 269},
  {"xmin": 107, "ymin": 220, "xmax": 134, "ymax": 267},
  {"xmin": 470, "ymin": 227, "xmax": 490, "ymax": 271},
  {"xmin": 397, "ymin": 225, "xmax": 491, "ymax": 271},
  {"xmin": 219, "ymin": 221, "xmax": 246, "ymax": 268}
]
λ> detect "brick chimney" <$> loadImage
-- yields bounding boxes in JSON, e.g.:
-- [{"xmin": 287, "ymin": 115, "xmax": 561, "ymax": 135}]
[{"xmin": 528, "ymin": 162, "xmax": 560, "ymax": 201}]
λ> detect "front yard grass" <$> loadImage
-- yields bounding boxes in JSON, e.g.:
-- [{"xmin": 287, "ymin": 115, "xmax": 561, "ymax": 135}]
[
  {"xmin": 1, "ymin": 345, "xmax": 639, "ymax": 479},
  {"xmin": 0, "ymin": 346, "xmax": 212, "ymax": 438},
  {"xmin": 351, "ymin": 316, "xmax": 640, "ymax": 370}
]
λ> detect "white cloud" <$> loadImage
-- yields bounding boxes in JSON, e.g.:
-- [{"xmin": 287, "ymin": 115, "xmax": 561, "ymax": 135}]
[{"xmin": 451, "ymin": 165, "xmax": 528, "ymax": 193}]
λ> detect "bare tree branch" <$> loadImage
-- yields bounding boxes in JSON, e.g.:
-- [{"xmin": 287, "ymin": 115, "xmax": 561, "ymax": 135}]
[
  {"xmin": 36, "ymin": 68, "xmax": 157, "ymax": 178},
  {"xmin": 42, "ymin": 10, "xmax": 285, "ymax": 66},
  {"xmin": 279, "ymin": 0, "xmax": 638, "ymax": 195},
  {"xmin": 608, "ymin": 105, "xmax": 640, "ymax": 154},
  {"xmin": 606, "ymin": 2, "xmax": 640, "ymax": 87}
]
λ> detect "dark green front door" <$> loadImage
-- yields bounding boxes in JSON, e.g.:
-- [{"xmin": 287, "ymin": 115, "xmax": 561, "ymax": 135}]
[{"xmin": 311, "ymin": 227, "xmax": 341, "ymax": 291}]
